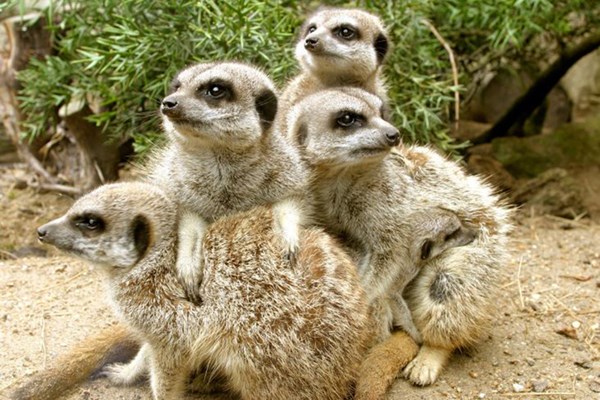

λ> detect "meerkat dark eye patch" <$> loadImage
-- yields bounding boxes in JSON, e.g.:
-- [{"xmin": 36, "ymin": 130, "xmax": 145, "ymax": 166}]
[
  {"xmin": 73, "ymin": 213, "xmax": 105, "ymax": 234},
  {"xmin": 255, "ymin": 89, "xmax": 278, "ymax": 131},
  {"xmin": 131, "ymin": 215, "xmax": 150, "ymax": 259},
  {"xmin": 335, "ymin": 24, "xmax": 359, "ymax": 41},
  {"xmin": 374, "ymin": 33, "xmax": 389, "ymax": 63},
  {"xmin": 198, "ymin": 80, "xmax": 233, "ymax": 102},
  {"xmin": 333, "ymin": 110, "xmax": 364, "ymax": 129},
  {"xmin": 306, "ymin": 24, "xmax": 317, "ymax": 35}
]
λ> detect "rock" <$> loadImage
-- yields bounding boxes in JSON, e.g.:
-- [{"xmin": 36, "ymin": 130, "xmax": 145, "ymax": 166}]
[
  {"xmin": 491, "ymin": 115, "xmax": 600, "ymax": 178},
  {"xmin": 555, "ymin": 326, "xmax": 578, "ymax": 340},
  {"xmin": 511, "ymin": 168, "xmax": 587, "ymax": 219},
  {"xmin": 525, "ymin": 358, "xmax": 535, "ymax": 367},
  {"xmin": 462, "ymin": 67, "xmax": 570, "ymax": 135},
  {"xmin": 532, "ymin": 379, "xmax": 549, "ymax": 393},
  {"xmin": 512, "ymin": 383, "xmax": 525, "ymax": 393},
  {"xmin": 562, "ymin": 48, "xmax": 600, "ymax": 122},
  {"xmin": 450, "ymin": 120, "xmax": 491, "ymax": 142},
  {"xmin": 467, "ymin": 154, "xmax": 516, "ymax": 191}
]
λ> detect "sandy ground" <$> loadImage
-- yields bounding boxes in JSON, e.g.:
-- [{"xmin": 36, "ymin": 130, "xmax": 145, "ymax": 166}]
[{"xmin": 0, "ymin": 165, "xmax": 599, "ymax": 400}]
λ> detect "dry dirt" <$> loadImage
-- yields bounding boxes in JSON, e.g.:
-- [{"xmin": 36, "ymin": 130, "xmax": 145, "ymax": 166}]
[{"xmin": 0, "ymin": 164, "xmax": 599, "ymax": 400}]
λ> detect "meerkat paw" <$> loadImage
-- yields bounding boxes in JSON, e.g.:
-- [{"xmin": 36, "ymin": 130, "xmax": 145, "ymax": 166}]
[
  {"xmin": 101, "ymin": 362, "xmax": 146, "ymax": 386},
  {"xmin": 177, "ymin": 212, "xmax": 208, "ymax": 301},
  {"xmin": 100, "ymin": 344, "xmax": 150, "ymax": 386},
  {"xmin": 273, "ymin": 198, "xmax": 304, "ymax": 266},
  {"xmin": 402, "ymin": 345, "xmax": 451, "ymax": 386}
]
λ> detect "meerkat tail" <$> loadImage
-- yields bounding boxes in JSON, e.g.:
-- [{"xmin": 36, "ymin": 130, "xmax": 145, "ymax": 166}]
[
  {"xmin": 354, "ymin": 330, "xmax": 419, "ymax": 400},
  {"xmin": 10, "ymin": 324, "xmax": 138, "ymax": 400}
]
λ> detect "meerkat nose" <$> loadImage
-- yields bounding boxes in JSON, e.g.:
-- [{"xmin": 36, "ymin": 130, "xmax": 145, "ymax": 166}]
[
  {"xmin": 304, "ymin": 37, "xmax": 319, "ymax": 50},
  {"xmin": 385, "ymin": 129, "xmax": 401, "ymax": 146},
  {"xmin": 37, "ymin": 226, "xmax": 47, "ymax": 241},
  {"xmin": 161, "ymin": 97, "xmax": 179, "ymax": 111}
]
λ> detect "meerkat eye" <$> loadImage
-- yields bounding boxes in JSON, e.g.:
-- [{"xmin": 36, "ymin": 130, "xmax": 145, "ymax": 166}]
[
  {"xmin": 307, "ymin": 24, "xmax": 317, "ymax": 35},
  {"xmin": 337, "ymin": 25, "xmax": 356, "ymax": 40},
  {"xmin": 74, "ymin": 215, "xmax": 104, "ymax": 231},
  {"xmin": 206, "ymin": 84, "xmax": 227, "ymax": 99},
  {"xmin": 336, "ymin": 112, "xmax": 362, "ymax": 128}
]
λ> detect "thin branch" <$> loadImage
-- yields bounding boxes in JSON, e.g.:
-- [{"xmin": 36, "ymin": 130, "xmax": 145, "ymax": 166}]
[
  {"xmin": 422, "ymin": 19, "xmax": 460, "ymax": 129},
  {"xmin": 15, "ymin": 179, "xmax": 82, "ymax": 197}
]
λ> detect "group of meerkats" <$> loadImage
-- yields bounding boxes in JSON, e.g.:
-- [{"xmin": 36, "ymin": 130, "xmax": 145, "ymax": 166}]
[{"xmin": 13, "ymin": 7, "xmax": 512, "ymax": 400}]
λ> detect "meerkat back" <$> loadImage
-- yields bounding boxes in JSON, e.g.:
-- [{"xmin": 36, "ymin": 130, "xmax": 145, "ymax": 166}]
[{"xmin": 196, "ymin": 205, "xmax": 373, "ymax": 400}]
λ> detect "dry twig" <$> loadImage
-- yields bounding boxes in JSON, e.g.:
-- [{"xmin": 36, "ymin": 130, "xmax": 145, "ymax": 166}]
[{"xmin": 422, "ymin": 19, "xmax": 460, "ymax": 129}]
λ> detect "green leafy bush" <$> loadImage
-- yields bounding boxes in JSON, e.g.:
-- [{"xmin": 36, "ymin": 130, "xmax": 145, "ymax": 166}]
[{"xmin": 13, "ymin": 0, "xmax": 599, "ymax": 155}]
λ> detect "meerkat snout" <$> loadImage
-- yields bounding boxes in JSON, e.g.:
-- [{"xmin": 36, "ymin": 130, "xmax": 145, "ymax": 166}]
[
  {"xmin": 161, "ymin": 96, "xmax": 178, "ymax": 111},
  {"xmin": 304, "ymin": 36, "xmax": 319, "ymax": 50},
  {"xmin": 37, "ymin": 226, "xmax": 47, "ymax": 240},
  {"xmin": 384, "ymin": 127, "xmax": 400, "ymax": 146}
]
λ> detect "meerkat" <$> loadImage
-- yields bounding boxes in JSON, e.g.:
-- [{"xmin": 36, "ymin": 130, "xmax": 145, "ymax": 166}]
[
  {"xmin": 277, "ymin": 7, "xmax": 390, "ymax": 135},
  {"xmin": 33, "ymin": 182, "xmax": 372, "ymax": 400},
  {"xmin": 146, "ymin": 61, "xmax": 309, "ymax": 296},
  {"xmin": 288, "ymin": 88, "xmax": 512, "ymax": 392}
]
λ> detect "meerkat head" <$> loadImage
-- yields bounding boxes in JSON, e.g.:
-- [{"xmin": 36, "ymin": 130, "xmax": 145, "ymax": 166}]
[
  {"xmin": 409, "ymin": 208, "xmax": 477, "ymax": 266},
  {"xmin": 295, "ymin": 8, "xmax": 389, "ymax": 84},
  {"xmin": 288, "ymin": 87, "xmax": 399, "ymax": 169},
  {"xmin": 160, "ymin": 62, "xmax": 278, "ymax": 149},
  {"xmin": 37, "ymin": 183, "xmax": 176, "ymax": 271}
]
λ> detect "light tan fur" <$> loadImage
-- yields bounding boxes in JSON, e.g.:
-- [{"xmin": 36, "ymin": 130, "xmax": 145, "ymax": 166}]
[
  {"xmin": 288, "ymin": 88, "xmax": 512, "ymax": 395},
  {"xmin": 33, "ymin": 182, "xmax": 372, "ymax": 400},
  {"xmin": 278, "ymin": 7, "xmax": 390, "ymax": 136}
]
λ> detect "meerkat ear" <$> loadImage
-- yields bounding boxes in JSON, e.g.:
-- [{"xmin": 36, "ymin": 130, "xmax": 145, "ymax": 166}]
[
  {"xmin": 131, "ymin": 215, "xmax": 151, "ymax": 258},
  {"xmin": 296, "ymin": 122, "xmax": 308, "ymax": 146},
  {"xmin": 255, "ymin": 89, "xmax": 278, "ymax": 131},
  {"xmin": 374, "ymin": 32, "xmax": 389, "ymax": 63}
]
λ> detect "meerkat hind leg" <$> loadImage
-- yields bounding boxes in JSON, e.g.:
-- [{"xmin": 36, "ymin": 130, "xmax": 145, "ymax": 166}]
[
  {"xmin": 403, "ymin": 344, "xmax": 451, "ymax": 386},
  {"xmin": 101, "ymin": 342, "xmax": 150, "ymax": 386}
]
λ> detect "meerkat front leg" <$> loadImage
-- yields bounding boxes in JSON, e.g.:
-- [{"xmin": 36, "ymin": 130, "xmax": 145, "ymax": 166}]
[
  {"xmin": 101, "ymin": 342, "xmax": 150, "ymax": 385},
  {"xmin": 177, "ymin": 211, "xmax": 208, "ymax": 302},
  {"xmin": 272, "ymin": 198, "xmax": 305, "ymax": 265},
  {"xmin": 390, "ymin": 293, "xmax": 422, "ymax": 344}
]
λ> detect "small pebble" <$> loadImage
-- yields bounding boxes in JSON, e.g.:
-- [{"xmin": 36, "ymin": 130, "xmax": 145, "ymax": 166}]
[
  {"xmin": 478, "ymin": 393, "xmax": 486, "ymax": 399},
  {"xmin": 525, "ymin": 358, "xmax": 535, "ymax": 366},
  {"xmin": 513, "ymin": 383, "xmax": 525, "ymax": 393},
  {"xmin": 532, "ymin": 379, "xmax": 548, "ymax": 393},
  {"xmin": 54, "ymin": 264, "xmax": 67, "ymax": 273},
  {"xmin": 469, "ymin": 371, "xmax": 478, "ymax": 379},
  {"xmin": 572, "ymin": 320, "xmax": 581, "ymax": 329}
]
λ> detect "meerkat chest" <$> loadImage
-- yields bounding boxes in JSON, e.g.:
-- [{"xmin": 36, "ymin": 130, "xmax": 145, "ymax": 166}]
[{"xmin": 317, "ymin": 173, "xmax": 409, "ymax": 250}]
